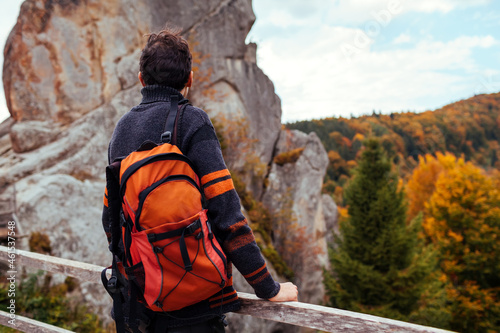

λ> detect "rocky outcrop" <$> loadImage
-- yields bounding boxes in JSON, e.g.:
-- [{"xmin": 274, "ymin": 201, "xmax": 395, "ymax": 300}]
[
  {"xmin": 322, "ymin": 194, "xmax": 339, "ymax": 246},
  {"xmin": 1, "ymin": 0, "xmax": 334, "ymax": 330},
  {"xmin": 185, "ymin": 1, "xmax": 282, "ymax": 197},
  {"xmin": 262, "ymin": 129, "xmax": 334, "ymax": 305},
  {"xmin": 3, "ymin": 0, "xmax": 281, "ymax": 184},
  {"xmin": 14, "ymin": 173, "xmax": 111, "ymax": 308},
  {"xmin": 3, "ymin": 1, "xmax": 149, "ymax": 125}
]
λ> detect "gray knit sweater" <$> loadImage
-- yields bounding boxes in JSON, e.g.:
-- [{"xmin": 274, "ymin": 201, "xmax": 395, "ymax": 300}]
[{"xmin": 102, "ymin": 85, "xmax": 279, "ymax": 327}]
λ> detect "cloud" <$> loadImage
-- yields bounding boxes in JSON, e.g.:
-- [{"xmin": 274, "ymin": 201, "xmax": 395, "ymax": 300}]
[
  {"xmin": 257, "ymin": 27, "xmax": 498, "ymax": 121},
  {"xmin": 405, "ymin": 0, "xmax": 491, "ymax": 13},
  {"xmin": 325, "ymin": 0, "xmax": 491, "ymax": 25},
  {"xmin": 248, "ymin": 0, "xmax": 499, "ymax": 122},
  {"xmin": 393, "ymin": 33, "xmax": 412, "ymax": 44},
  {"xmin": 251, "ymin": 0, "xmax": 324, "ymax": 29},
  {"xmin": 471, "ymin": 10, "xmax": 500, "ymax": 27}
]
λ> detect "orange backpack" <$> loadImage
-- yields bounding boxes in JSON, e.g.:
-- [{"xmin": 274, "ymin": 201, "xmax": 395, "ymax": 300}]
[{"xmin": 102, "ymin": 96, "xmax": 228, "ymax": 329}]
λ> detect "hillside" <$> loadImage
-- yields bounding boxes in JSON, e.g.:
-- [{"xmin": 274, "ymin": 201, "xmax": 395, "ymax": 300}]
[{"xmin": 287, "ymin": 92, "xmax": 500, "ymax": 193}]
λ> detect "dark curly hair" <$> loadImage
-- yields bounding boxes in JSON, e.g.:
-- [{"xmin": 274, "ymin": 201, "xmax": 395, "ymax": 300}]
[{"xmin": 139, "ymin": 27, "xmax": 192, "ymax": 90}]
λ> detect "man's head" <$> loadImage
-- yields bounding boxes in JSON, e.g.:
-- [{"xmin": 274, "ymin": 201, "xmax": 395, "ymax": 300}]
[{"xmin": 139, "ymin": 27, "xmax": 192, "ymax": 90}]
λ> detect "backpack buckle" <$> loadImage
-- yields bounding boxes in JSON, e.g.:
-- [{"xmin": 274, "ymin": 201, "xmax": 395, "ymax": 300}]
[
  {"xmin": 206, "ymin": 220, "xmax": 214, "ymax": 240},
  {"xmin": 185, "ymin": 219, "xmax": 201, "ymax": 235},
  {"xmin": 220, "ymin": 315, "xmax": 228, "ymax": 327},
  {"xmin": 161, "ymin": 131, "xmax": 172, "ymax": 143},
  {"xmin": 107, "ymin": 276, "xmax": 119, "ymax": 294}
]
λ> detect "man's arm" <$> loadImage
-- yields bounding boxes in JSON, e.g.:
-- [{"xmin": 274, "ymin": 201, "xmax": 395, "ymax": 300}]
[
  {"xmin": 102, "ymin": 187, "xmax": 112, "ymax": 246},
  {"xmin": 181, "ymin": 109, "xmax": 297, "ymax": 301}
]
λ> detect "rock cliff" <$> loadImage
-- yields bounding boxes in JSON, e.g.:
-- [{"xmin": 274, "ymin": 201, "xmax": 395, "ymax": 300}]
[
  {"xmin": 0, "ymin": 0, "xmax": 336, "ymax": 331},
  {"xmin": 262, "ymin": 129, "xmax": 337, "ymax": 305}
]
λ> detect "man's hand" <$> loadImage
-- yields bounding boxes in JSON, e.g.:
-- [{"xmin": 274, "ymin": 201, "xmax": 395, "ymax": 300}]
[{"xmin": 268, "ymin": 282, "xmax": 298, "ymax": 302}]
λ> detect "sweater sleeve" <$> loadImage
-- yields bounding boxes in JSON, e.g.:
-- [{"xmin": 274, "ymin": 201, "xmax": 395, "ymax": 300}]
[
  {"xmin": 181, "ymin": 110, "xmax": 280, "ymax": 299},
  {"xmin": 102, "ymin": 186, "xmax": 112, "ymax": 246}
]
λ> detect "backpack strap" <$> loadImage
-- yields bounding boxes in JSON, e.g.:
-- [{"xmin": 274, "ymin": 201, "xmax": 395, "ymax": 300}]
[
  {"xmin": 101, "ymin": 265, "xmax": 126, "ymax": 332},
  {"xmin": 106, "ymin": 161, "xmax": 123, "ymax": 256},
  {"xmin": 103, "ymin": 161, "xmax": 129, "ymax": 332},
  {"xmin": 172, "ymin": 101, "xmax": 189, "ymax": 146},
  {"xmin": 161, "ymin": 95, "xmax": 189, "ymax": 145}
]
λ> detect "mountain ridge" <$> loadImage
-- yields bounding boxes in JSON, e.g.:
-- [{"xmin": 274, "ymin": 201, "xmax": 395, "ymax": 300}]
[{"xmin": 287, "ymin": 92, "xmax": 500, "ymax": 192}]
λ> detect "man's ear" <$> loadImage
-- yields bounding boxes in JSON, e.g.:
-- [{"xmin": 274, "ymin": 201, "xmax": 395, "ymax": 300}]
[
  {"xmin": 138, "ymin": 72, "xmax": 146, "ymax": 87},
  {"xmin": 186, "ymin": 71, "xmax": 193, "ymax": 88}
]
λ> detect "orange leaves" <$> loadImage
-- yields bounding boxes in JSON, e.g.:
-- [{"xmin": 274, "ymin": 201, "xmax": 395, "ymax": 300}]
[
  {"xmin": 346, "ymin": 160, "xmax": 357, "ymax": 169},
  {"xmin": 290, "ymin": 92, "xmax": 500, "ymax": 189},
  {"xmin": 423, "ymin": 159, "xmax": 498, "ymax": 242},
  {"xmin": 445, "ymin": 281, "xmax": 499, "ymax": 332},
  {"xmin": 408, "ymin": 154, "xmax": 500, "ymax": 271},
  {"xmin": 353, "ymin": 133, "xmax": 365, "ymax": 142},
  {"xmin": 414, "ymin": 158, "xmax": 500, "ymax": 332},
  {"xmin": 327, "ymin": 150, "xmax": 342, "ymax": 162},
  {"xmin": 406, "ymin": 152, "xmax": 458, "ymax": 221},
  {"xmin": 273, "ymin": 147, "xmax": 305, "ymax": 166},
  {"xmin": 427, "ymin": 161, "xmax": 499, "ymax": 221},
  {"xmin": 213, "ymin": 114, "xmax": 265, "ymax": 177},
  {"xmin": 447, "ymin": 229, "xmax": 464, "ymax": 244},
  {"xmin": 328, "ymin": 131, "xmax": 344, "ymax": 145},
  {"xmin": 337, "ymin": 206, "xmax": 349, "ymax": 220},
  {"xmin": 349, "ymin": 119, "xmax": 371, "ymax": 135},
  {"xmin": 188, "ymin": 37, "xmax": 222, "ymax": 104},
  {"xmin": 341, "ymin": 136, "xmax": 352, "ymax": 148}
]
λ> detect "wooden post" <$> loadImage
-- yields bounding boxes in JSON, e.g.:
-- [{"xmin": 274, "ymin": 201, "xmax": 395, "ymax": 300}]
[
  {"xmin": 0, "ymin": 246, "xmax": 455, "ymax": 333},
  {"xmin": 0, "ymin": 245, "xmax": 103, "ymax": 283}
]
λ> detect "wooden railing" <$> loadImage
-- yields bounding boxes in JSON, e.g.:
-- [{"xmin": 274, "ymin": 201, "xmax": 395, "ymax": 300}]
[{"xmin": 0, "ymin": 246, "xmax": 454, "ymax": 333}]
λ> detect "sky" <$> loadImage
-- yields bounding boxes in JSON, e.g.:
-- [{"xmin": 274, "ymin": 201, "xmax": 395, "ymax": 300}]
[
  {"xmin": 1, "ymin": 0, "xmax": 500, "ymax": 123},
  {"xmin": 0, "ymin": 0, "xmax": 23, "ymax": 124},
  {"xmin": 247, "ymin": 0, "xmax": 500, "ymax": 122}
]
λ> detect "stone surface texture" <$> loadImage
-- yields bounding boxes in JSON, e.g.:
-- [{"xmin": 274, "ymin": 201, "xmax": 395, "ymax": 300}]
[
  {"xmin": 0, "ymin": 0, "xmax": 336, "ymax": 330},
  {"xmin": 262, "ymin": 129, "xmax": 331, "ymax": 306}
]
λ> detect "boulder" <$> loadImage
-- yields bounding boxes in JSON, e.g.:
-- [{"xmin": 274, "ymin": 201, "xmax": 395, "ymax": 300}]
[
  {"xmin": 2, "ymin": 0, "xmax": 150, "ymax": 124},
  {"xmin": 184, "ymin": 0, "xmax": 282, "ymax": 197},
  {"xmin": 262, "ymin": 129, "xmax": 330, "ymax": 305},
  {"xmin": 322, "ymin": 194, "xmax": 339, "ymax": 246},
  {"xmin": 10, "ymin": 120, "xmax": 60, "ymax": 153},
  {"xmin": 12, "ymin": 173, "xmax": 111, "ymax": 310},
  {"xmin": 3, "ymin": 0, "xmax": 282, "ymax": 196}
]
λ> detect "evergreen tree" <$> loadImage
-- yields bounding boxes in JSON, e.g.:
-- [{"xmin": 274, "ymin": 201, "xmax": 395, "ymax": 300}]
[{"xmin": 324, "ymin": 139, "xmax": 440, "ymax": 322}]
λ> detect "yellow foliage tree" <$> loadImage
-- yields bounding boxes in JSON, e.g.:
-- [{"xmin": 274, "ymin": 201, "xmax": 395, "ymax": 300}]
[
  {"xmin": 352, "ymin": 133, "xmax": 365, "ymax": 142},
  {"xmin": 424, "ymin": 161, "xmax": 500, "ymax": 332},
  {"xmin": 406, "ymin": 152, "xmax": 458, "ymax": 221}
]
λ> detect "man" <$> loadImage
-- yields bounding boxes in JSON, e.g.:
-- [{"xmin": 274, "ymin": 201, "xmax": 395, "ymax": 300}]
[{"xmin": 102, "ymin": 27, "xmax": 298, "ymax": 332}]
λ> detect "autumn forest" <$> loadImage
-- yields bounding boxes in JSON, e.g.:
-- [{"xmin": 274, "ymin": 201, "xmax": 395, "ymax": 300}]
[{"xmin": 288, "ymin": 93, "xmax": 500, "ymax": 332}]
